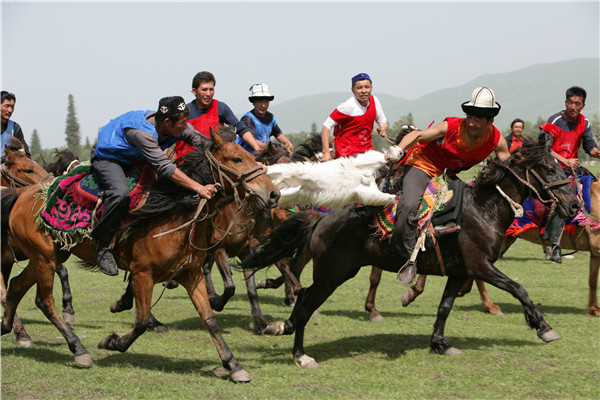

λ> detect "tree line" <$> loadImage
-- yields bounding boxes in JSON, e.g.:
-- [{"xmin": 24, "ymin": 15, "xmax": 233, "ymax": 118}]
[{"xmin": 29, "ymin": 97, "xmax": 600, "ymax": 165}]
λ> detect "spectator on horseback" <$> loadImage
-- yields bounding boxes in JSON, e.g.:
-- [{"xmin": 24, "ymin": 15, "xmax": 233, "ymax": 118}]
[
  {"xmin": 386, "ymin": 87, "xmax": 510, "ymax": 285},
  {"xmin": 1, "ymin": 91, "xmax": 31, "ymax": 159},
  {"xmin": 173, "ymin": 71, "xmax": 250, "ymax": 159},
  {"xmin": 321, "ymin": 73, "xmax": 388, "ymax": 161},
  {"xmin": 90, "ymin": 96, "xmax": 218, "ymax": 276},
  {"xmin": 237, "ymin": 84, "xmax": 294, "ymax": 155},
  {"xmin": 538, "ymin": 86, "xmax": 600, "ymax": 263},
  {"xmin": 505, "ymin": 118, "xmax": 525, "ymax": 153}
]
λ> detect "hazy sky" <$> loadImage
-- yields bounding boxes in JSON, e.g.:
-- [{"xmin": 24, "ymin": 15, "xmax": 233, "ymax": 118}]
[{"xmin": 2, "ymin": 1, "xmax": 599, "ymax": 149}]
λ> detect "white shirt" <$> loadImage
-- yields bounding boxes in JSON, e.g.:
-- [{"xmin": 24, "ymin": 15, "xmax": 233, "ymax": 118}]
[{"xmin": 322, "ymin": 95, "xmax": 387, "ymax": 131}]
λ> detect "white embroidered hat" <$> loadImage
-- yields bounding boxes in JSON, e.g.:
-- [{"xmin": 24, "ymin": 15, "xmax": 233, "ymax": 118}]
[
  {"xmin": 461, "ymin": 87, "xmax": 501, "ymax": 118},
  {"xmin": 249, "ymin": 84, "xmax": 274, "ymax": 102}
]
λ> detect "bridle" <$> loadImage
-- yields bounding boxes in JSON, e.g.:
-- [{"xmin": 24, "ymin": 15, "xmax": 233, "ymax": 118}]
[
  {"xmin": 204, "ymin": 149, "xmax": 266, "ymax": 205},
  {"xmin": 1, "ymin": 163, "xmax": 53, "ymax": 188}
]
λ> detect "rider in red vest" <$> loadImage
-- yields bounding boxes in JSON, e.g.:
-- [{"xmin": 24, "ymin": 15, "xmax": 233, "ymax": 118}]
[
  {"xmin": 321, "ymin": 73, "xmax": 388, "ymax": 161},
  {"xmin": 538, "ymin": 86, "xmax": 600, "ymax": 263},
  {"xmin": 386, "ymin": 87, "xmax": 510, "ymax": 285},
  {"xmin": 173, "ymin": 71, "xmax": 251, "ymax": 160},
  {"xmin": 505, "ymin": 118, "xmax": 525, "ymax": 153}
]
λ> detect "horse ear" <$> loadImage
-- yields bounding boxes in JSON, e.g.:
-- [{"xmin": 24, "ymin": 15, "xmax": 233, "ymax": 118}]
[
  {"xmin": 3, "ymin": 145, "xmax": 16, "ymax": 163},
  {"xmin": 210, "ymin": 127, "xmax": 225, "ymax": 150}
]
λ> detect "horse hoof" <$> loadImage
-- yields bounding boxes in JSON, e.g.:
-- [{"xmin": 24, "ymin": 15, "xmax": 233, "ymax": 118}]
[
  {"xmin": 230, "ymin": 368, "xmax": 251, "ymax": 383},
  {"xmin": 294, "ymin": 354, "xmax": 320, "ymax": 368},
  {"xmin": 263, "ymin": 321, "xmax": 285, "ymax": 336},
  {"xmin": 98, "ymin": 332, "xmax": 120, "ymax": 349},
  {"xmin": 539, "ymin": 329, "xmax": 561, "ymax": 343},
  {"xmin": 63, "ymin": 312, "xmax": 75, "ymax": 325},
  {"xmin": 151, "ymin": 325, "xmax": 169, "ymax": 333},
  {"xmin": 17, "ymin": 338, "xmax": 33, "ymax": 348},
  {"xmin": 401, "ymin": 291, "xmax": 414, "ymax": 307},
  {"xmin": 74, "ymin": 353, "xmax": 93, "ymax": 367},
  {"xmin": 256, "ymin": 280, "xmax": 267, "ymax": 289},
  {"xmin": 369, "ymin": 313, "xmax": 385, "ymax": 323},
  {"xmin": 485, "ymin": 307, "xmax": 504, "ymax": 316},
  {"xmin": 443, "ymin": 347, "xmax": 463, "ymax": 355}
]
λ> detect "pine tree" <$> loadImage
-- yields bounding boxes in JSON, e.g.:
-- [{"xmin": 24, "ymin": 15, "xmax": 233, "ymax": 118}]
[
  {"xmin": 64, "ymin": 94, "xmax": 81, "ymax": 154},
  {"xmin": 30, "ymin": 129, "xmax": 42, "ymax": 159}
]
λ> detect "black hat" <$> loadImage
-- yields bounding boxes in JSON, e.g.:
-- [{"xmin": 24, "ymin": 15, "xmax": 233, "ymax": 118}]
[{"xmin": 157, "ymin": 96, "xmax": 187, "ymax": 119}]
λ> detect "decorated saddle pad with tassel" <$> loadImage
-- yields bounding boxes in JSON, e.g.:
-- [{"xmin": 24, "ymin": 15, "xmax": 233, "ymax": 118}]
[
  {"xmin": 375, "ymin": 176, "xmax": 464, "ymax": 239},
  {"xmin": 506, "ymin": 174, "xmax": 598, "ymax": 237},
  {"xmin": 37, "ymin": 163, "xmax": 154, "ymax": 244}
]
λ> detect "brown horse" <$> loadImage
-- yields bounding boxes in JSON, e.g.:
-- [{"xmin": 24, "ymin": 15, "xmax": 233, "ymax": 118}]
[
  {"xmin": 241, "ymin": 138, "xmax": 579, "ymax": 367},
  {"xmin": 1, "ymin": 140, "xmax": 52, "ymax": 347},
  {"xmin": 1, "ymin": 132, "xmax": 279, "ymax": 382}
]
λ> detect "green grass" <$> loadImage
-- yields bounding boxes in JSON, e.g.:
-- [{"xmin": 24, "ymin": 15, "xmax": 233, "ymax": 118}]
[{"xmin": 1, "ymin": 239, "xmax": 599, "ymax": 399}]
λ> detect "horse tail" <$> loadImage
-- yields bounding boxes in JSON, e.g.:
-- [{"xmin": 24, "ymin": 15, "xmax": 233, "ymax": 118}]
[
  {"xmin": 1, "ymin": 187, "xmax": 19, "ymax": 237},
  {"xmin": 241, "ymin": 211, "xmax": 322, "ymax": 272}
]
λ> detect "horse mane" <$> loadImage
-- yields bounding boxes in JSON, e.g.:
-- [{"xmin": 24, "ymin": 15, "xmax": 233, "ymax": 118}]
[
  {"xmin": 475, "ymin": 136, "xmax": 547, "ymax": 188},
  {"xmin": 291, "ymin": 133, "xmax": 327, "ymax": 162},
  {"xmin": 255, "ymin": 142, "xmax": 290, "ymax": 165},
  {"xmin": 43, "ymin": 149, "xmax": 80, "ymax": 175},
  {"xmin": 1, "ymin": 188, "xmax": 19, "ymax": 238},
  {"xmin": 4, "ymin": 136, "xmax": 24, "ymax": 152}
]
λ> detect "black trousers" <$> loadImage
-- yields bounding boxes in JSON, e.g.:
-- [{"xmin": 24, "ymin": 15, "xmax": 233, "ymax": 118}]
[
  {"xmin": 391, "ymin": 165, "xmax": 432, "ymax": 259},
  {"xmin": 89, "ymin": 153, "xmax": 131, "ymax": 247}
]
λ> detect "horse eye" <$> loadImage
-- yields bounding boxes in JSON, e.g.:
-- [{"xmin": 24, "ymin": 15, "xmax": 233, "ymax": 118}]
[
  {"xmin": 25, "ymin": 169, "xmax": 34, "ymax": 174},
  {"xmin": 545, "ymin": 167, "xmax": 556, "ymax": 175},
  {"xmin": 233, "ymin": 157, "xmax": 242, "ymax": 163}
]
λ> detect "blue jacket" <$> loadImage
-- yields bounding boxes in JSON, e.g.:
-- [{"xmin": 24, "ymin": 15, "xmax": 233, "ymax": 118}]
[
  {"xmin": 236, "ymin": 111, "xmax": 277, "ymax": 155},
  {"xmin": 95, "ymin": 110, "xmax": 179, "ymax": 164}
]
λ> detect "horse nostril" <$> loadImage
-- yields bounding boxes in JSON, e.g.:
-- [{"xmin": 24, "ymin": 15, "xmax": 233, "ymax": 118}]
[{"xmin": 269, "ymin": 190, "xmax": 280, "ymax": 206}]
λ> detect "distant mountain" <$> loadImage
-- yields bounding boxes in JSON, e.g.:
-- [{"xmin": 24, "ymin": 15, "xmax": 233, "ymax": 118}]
[{"xmin": 270, "ymin": 58, "xmax": 599, "ymax": 134}]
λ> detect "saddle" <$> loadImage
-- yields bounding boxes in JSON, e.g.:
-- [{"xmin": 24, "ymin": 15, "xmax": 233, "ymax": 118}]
[
  {"xmin": 375, "ymin": 176, "xmax": 465, "ymax": 239},
  {"xmin": 37, "ymin": 163, "xmax": 155, "ymax": 248}
]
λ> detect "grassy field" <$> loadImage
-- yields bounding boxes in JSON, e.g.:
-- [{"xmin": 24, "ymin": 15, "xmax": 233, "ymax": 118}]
[{"xmin": 1, "ymin": 238, "xmax": 598, "ymax": 400}]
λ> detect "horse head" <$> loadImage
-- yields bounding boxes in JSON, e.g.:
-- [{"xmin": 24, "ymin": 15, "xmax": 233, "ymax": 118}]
[
  {"xmin": 255, "ymin": 142, "xmax": 292, "ymax": 165},
  {"xmin": 1, "ymin": 144, "xmax": 49, "ymax": 187},
  {"xmin": 44, "ymin": 148, "xmax": 81, "ymax": 176},
  {"xmin": 208, "ymin": 131, "xmax": 280, "ymax": 211},
  {"xmin": 484, "ymin": 136, "xmax": 580, "ymax": 220}
]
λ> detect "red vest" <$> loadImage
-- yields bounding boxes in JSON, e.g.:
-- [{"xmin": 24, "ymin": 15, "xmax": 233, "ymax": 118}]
[
  {"xmin": 419, "ymin": 117, "xmax": 501, "ymax": 176},
  {"xmin": 330, "ymin": 96, "xmax": 377, "ymax": 158},
  {"xmin": 509, "ymin": 135, "xmax": 523, "ymax": 153},
  {"xmin": 173, "ymin": 99, "xmax": 220, "ymax": 160},
  {"xmin": 540, "ymin": 113, "xmax": 586, "ymax": 165}
]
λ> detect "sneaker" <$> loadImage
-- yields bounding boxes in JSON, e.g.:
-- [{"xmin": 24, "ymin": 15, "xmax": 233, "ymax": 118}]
[
  {"xmin": 96, "ymin": 247, "xmax": 119, "ymax": 276},
  {"xmin": 397, "ymin": 260, "xmax": 417, "ymax": 286},
  {"xmin": 549, "ymin": 245, "xmax": 562, "ymax": 264}
]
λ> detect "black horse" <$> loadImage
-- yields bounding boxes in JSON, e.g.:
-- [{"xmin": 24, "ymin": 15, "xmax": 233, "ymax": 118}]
[{"xmin": 240, "ymin": 137, "xmax": 580, "ymax": 368}]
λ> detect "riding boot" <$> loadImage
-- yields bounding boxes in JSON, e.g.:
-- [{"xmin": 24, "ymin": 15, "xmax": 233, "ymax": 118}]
[
  {"xmin": 95, "ymin": 243, "xmax": 119, "ymax": 276},
  {"xmin": 549, "ymin": 244, "xmax": 562, "ymax": 264}
]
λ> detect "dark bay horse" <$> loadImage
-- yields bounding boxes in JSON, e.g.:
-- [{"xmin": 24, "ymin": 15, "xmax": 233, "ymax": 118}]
[
  {"xmin": 241, "ymin": 138, "xmax": 580, "ymax": 368},
  {"xmin": 1, "ymin": 132, "xmax": 279, "ymax": 382}
]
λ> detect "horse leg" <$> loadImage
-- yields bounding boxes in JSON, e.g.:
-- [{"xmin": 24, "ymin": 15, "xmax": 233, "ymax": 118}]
[
  {"xmin": 275, "ymin": 258, "xmax": 301, "ymax": 307},
  {"xmin": 587, "ymin": 255, "xmax": 599, "ymax": 317},
  {"xmin": 244, "ymin": 268, "xmax": 269, "ymax": 334},
  {"xmin": 364, "ymin": 266, "xmax": 385, "ymax": 322},
  {"xmin": 55, "ymin": 263, "xmax": 75, "ymax": 324},
  {"xmin": 181, "ymin": 269, "xmax": 250, "ymax": 382},
  {"xmin": 6, "ymin": 259, "xmax": 92, "ymax": 367},
  {"xmin": 499, "ymin": 235, "xmax": 517, "ymax": 259},
  {"xmin": 99, "ymin": 270, "xmax": 153, "ymax": 353},
  {"xmin": 202, "ymin": 253, "xmax": 218, "ymax": 304},
  {"xmin": 475, "ymin": 280, "xmax": 503, "ymax": 315},
  {"xmin": 1, "ymin": 262, "xmax": 33, "ymax": 347},
  {"xmin": 208, "ymin": 249, "xmax": 235, "ymax": 312},
  {"xmin": 430, "ymin": 276, "xmax": 467, "ymax": 355},
  {"xmin": 110, "ymin": 276, "xmax": 134, "ymax": 313},
  {"xmin": 457, "ymin": 278, "xmax": 474, "ymax": 296},
  {"xmin": 474, "ymin": 262, "xmax": 560, "ymax": 342},
  {"xmin": 256, "ymin": 276, "xmax": 285, "ymax": 289},
  {"xmin": 108, "ymin": 275, "xmax": 167, "ymax": 332},
  {"xmin": 401, "ymin": 274, "xmax": 427, "ymax": 307}
]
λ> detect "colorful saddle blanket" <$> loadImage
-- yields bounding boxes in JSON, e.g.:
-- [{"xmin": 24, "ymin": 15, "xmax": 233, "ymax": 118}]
[
  {"xmin": 38, "ymin": 163, "xmax": 154, "ymax": 238},
  {"xmin": 505, "ymin": 174, "xmax": 598, "ymax": 237},
  {"xmin": 375, "ymin": 176, "xmax": 464, "ymax": 239}
]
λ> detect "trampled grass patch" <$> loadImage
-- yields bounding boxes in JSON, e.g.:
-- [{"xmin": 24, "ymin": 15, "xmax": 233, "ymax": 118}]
[{"xmin": 1, "ymin": 239, "xmax": 598, "ymax": 399}]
